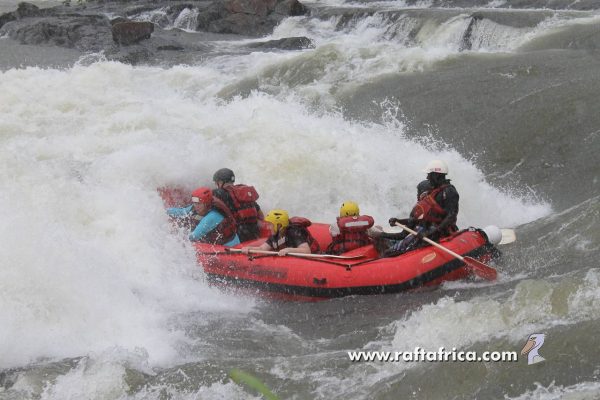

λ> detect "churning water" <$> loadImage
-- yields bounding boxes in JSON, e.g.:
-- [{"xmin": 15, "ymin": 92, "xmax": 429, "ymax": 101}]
[{"xmin": 1, "ymin": 0, "xmax": 599, "ymax": 398}]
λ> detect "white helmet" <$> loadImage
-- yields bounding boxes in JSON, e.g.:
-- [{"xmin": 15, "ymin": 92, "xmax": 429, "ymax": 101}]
[
  {"xmin": 482, "ymin": 225, "xmax": 502, "ymax": 245},
  {"xmin": 424, "ymin": 160, "xmax": 449, "ymax": 174}
]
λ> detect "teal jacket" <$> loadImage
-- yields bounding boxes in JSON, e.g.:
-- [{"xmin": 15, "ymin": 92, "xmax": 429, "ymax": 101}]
[{"xmin": 167, "ymin": 206, "xmax": 240, "ymax": 246}]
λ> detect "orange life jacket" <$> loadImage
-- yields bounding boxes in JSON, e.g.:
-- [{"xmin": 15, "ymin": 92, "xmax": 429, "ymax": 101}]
[{"xmin": 326, "ymin": 215, "xmax": 374, "ymax": 255}]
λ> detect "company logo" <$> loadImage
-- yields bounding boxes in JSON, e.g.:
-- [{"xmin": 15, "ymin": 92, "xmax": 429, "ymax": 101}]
[
  {"xmin": 520, "ymin": 333, "xmax": 546, "ymax": 365},
  {"xmin": 421, "ymin": 253, "xmax": 437, "ymax": 263}
]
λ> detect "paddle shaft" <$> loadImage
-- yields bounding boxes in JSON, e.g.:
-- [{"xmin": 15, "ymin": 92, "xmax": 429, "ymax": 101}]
[
  {"xmin": 226, "ymin": 248, "xmax": 362, "ymax": 259},
  {"xmin": 395, "ymin": 222, "xmax": 497, "ymax": 281},
  {"xmin": 396, "ymin": 223, "xmax": 466, "ymax": 261}
]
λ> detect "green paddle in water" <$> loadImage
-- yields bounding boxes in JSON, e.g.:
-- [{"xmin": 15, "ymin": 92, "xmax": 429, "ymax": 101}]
[{"xmin": 230, "ymin": 369, "xmax": 280, "ymax": 400}]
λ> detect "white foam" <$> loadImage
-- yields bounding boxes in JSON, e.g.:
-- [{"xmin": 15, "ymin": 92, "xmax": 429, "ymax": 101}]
[
  {"xmin": 507, "ymin": 380, "xmax": 600, "ymax": 400},
  {"xmin": 388, "ymin": 269, "xmax": 600, "ymax": 360},
  {"xmin": 302, "ymin": 270, "xmax": 600, "ymax": 397},
  {"xmin": 0, "ymin": 60, "xmax": 549, "ymax": 370},
  {"xmin": 0, "ymin": 64, "xmax": 260, "ymax": 369}
]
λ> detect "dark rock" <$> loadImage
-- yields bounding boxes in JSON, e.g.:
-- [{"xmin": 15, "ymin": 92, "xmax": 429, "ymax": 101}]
[
  {"xmin": 198, "ymin": 0, "xmax": 307, "ymax": 36},
  {"xmin": 459, "ymin": 13, "xmax": 484, "ymax": 51},
  {"xmin": 112, "ymin": 21, "xmax": 154, "ymax": 45},
  {"xmin": 108, "ymin": 47, "xmax": 153, "ymax": 65},
  {"xmin": 157, "ymin": 45, "xmax": 184, "ymax": 51},
  {"xmin": 225, "ymin": 0, "xmax": 277, "ymax": 17},
  {"xmin": 110, "ymin": 17, "xmax": 129, "ymax": 26},
  {"xmin": 0, "ymin": 2, "xmax": 40, "ymax": 29},
  {"xmin": 195, "ymin": 2, "xmax": 227, "ymax": 32},
  {"xmin": 0, "ymin": 0, "xmax": 311, "ymax": 68},
  {"xmin": 0, "ymin": 12, "xmax": 16, "ymax": 29},
  {"xmin": 248, "ymin": 36, "xmax": 314, "ymax": 50},
  {"xmin": 273, "ymin": 0, "xmax": 306, "ymax": 16},
  {"xmin": 209, "ymin": 12, "xmax": 272, "ymax": 36},
  {"xmin": 1, "ymin": 15, "xmax": 112, "ymax": 51},
  {"xmin": 16, "ymin": 2, "xmax": 41, "ymax": 18}
]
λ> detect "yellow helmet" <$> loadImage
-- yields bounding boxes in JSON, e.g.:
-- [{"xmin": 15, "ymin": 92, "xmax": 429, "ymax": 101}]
[
  {"xmin": 264, "ymin": 209, "xmax": 289, "ymax": 233},
  {"xmin": 340, "ymin": 201, "xmax": 360, "ymax": 217}
]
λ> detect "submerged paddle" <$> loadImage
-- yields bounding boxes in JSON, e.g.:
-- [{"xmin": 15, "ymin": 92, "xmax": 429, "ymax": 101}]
[
  {"xmin": 229, "ymin": 369, "xmax": 279, "ymax": 400},
  {"xmin": 226, "ymin": 248, "xmax": 365, "ymax": 260},
  {"xmin": 395, "ymin": 223, "xmax": 497, "ymax": 281}
]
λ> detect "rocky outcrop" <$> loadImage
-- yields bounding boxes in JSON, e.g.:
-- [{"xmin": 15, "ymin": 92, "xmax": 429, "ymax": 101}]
[
  {"xmin": 0, "ymin": 0, "xmax": 311, "ymax": 66},
  {"xmin": 1, "ymin": 14, "xmax": 113, "ymax": 51},
  {"xmin": 247, "ymin": 36, "xmax": 314, "ymax": 50},
  {"xmin": 0, "ymin": 2, "xmax": 41, "ymax": 30},
  {"xmin": 459, "ymin": 13, "xmax": 484, "ymax": 51},
  {"xmin": 112, "ymin": 21, "xmax": 154, "ymax": 45},
  {"xmin": 196, "ymin": 0, "xmax": 307, "ymax": 36}
]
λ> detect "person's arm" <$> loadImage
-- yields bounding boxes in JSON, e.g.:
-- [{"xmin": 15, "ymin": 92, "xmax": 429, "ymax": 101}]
[
  {"xmin": 389, "ymin": 217, "xmax": 411, "ymax": 227},
  {"xmin": 277, "ymin": 228, "xmax": 311, "ymax": 256},
  {"xmin": 277, "ymin": 242, "xmax": 310, "ymax": 256},
  {"xmin": 437, "ymin": 186, "xmax": 459, "ymax": 232},
  {"xmin": 166, "ymin": 205, "xmax": 193, "ymax": 217},
  {"xmin": 241, "ymin": 240, "xmax": 272, "ymax": 253},
  {"xmin": 329, "ymin": 223, "xmax": 341, "ymax": 237},
  {"xmin": 189, "ymin": 211, "xmax": 222, "ymax": 241}
]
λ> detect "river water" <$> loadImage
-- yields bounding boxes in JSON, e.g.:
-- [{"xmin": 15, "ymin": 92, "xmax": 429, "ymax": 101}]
[{"xmin": 1, "ymin": 0, "xmax": 599, "ymax": 399}]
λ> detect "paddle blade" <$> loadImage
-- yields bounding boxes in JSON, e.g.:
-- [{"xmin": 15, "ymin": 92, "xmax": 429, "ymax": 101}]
[
  {"xmin": 229, "ymin": 369, "xmax": 279, "ymax": 400},
  {"xmin": 499, "ymin": 229, "xmax": 516, "ymax": 245},
  {"xmin": 463, "ymin": 257, "xmax": 497, "ymax": 281}
]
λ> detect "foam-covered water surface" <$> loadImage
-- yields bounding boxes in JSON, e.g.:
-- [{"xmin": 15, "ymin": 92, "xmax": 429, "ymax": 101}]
[{"xmin": 1, "ymin": 0, "xmax": 599, "ymax": 398}]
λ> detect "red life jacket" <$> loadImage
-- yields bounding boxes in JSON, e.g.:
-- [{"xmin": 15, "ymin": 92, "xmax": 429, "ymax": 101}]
[
  {"xmin": 410, "ymin": 185, "xmax": 448, "ymax": 224},
  {"xmin": 326, "ymin": 215, "xmax": 374, "ymax": 255},
  {"xmin": 203, "ymin": 197, "xmax": 238, "ymax": 245},
  {"xmin": 223, "ymin": 184, "xmax": 260, "ymax": 225},
  {"xmin": 188, "ymin": 213, "xmax": 203, "ymax": 230},
  {"xmin": 290, "ymin": 217, "xmax": 321, "ymax": 253},
  {"xmin": 269, "ymin": 217, "xmax": 320, "ymax": 253}
]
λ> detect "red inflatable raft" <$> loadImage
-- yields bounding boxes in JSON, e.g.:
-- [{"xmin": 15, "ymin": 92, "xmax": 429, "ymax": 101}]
[
  {"xmin": 159, "ymin": 187, "xmax": 498, "ymax": 301},
  {"xmin": 194, "ymin": 223, "xmax": 498, "ymax": 301}
]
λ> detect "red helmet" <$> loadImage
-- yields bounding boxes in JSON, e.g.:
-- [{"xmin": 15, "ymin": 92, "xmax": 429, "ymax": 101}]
[{"xmin": 191, "ymin": 187, "xmax": 212, "ymax": 205}]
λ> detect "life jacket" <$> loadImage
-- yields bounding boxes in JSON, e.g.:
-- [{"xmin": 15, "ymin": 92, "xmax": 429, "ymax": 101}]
[
  {"xmin": 326, "ymin": 215, "xmax": 374, "ymax": 255},
  {"xmin": 269, "ymin": 217, "xmax": 320, "ymax": 253},
  {"xmin": 223, "ymin": 184, "xmax": 260, "ymax": 225},
  {"xmin": 410, "ymin": 185, "xmax": 448, "ymax": 224},
  {"xmin": 188, "ymin": 212, "xmax": 203, "ymax": 230},
  {"xmin": 203, "ymin": 197, "xmax": 238, "ymax": 245}
]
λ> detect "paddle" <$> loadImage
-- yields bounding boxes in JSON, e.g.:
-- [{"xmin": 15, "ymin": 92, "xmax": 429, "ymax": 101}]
[
  {"xmin": 226, "ymin": 248, "xmax": 365, "ymax": 260},
  {"xmin": 500, "ymin": 228, "xmax": 516, "ymax": 245},
  {"xmin": 229, "ymin": 369, "xmax": 279, "ymax": 400},
  {"xmin": 395, "ymin": 223, "xmax": 497, "ymax": 281}
]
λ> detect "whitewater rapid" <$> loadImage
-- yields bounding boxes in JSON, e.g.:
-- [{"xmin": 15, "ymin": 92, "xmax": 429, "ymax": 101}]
[
  {"xmin": 0, "ymin": 61, "xmax": 549, "ymax": 370},
  {"xmin": 2, "ymin": 0, "xmax": 599, "ymax": 398}
]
